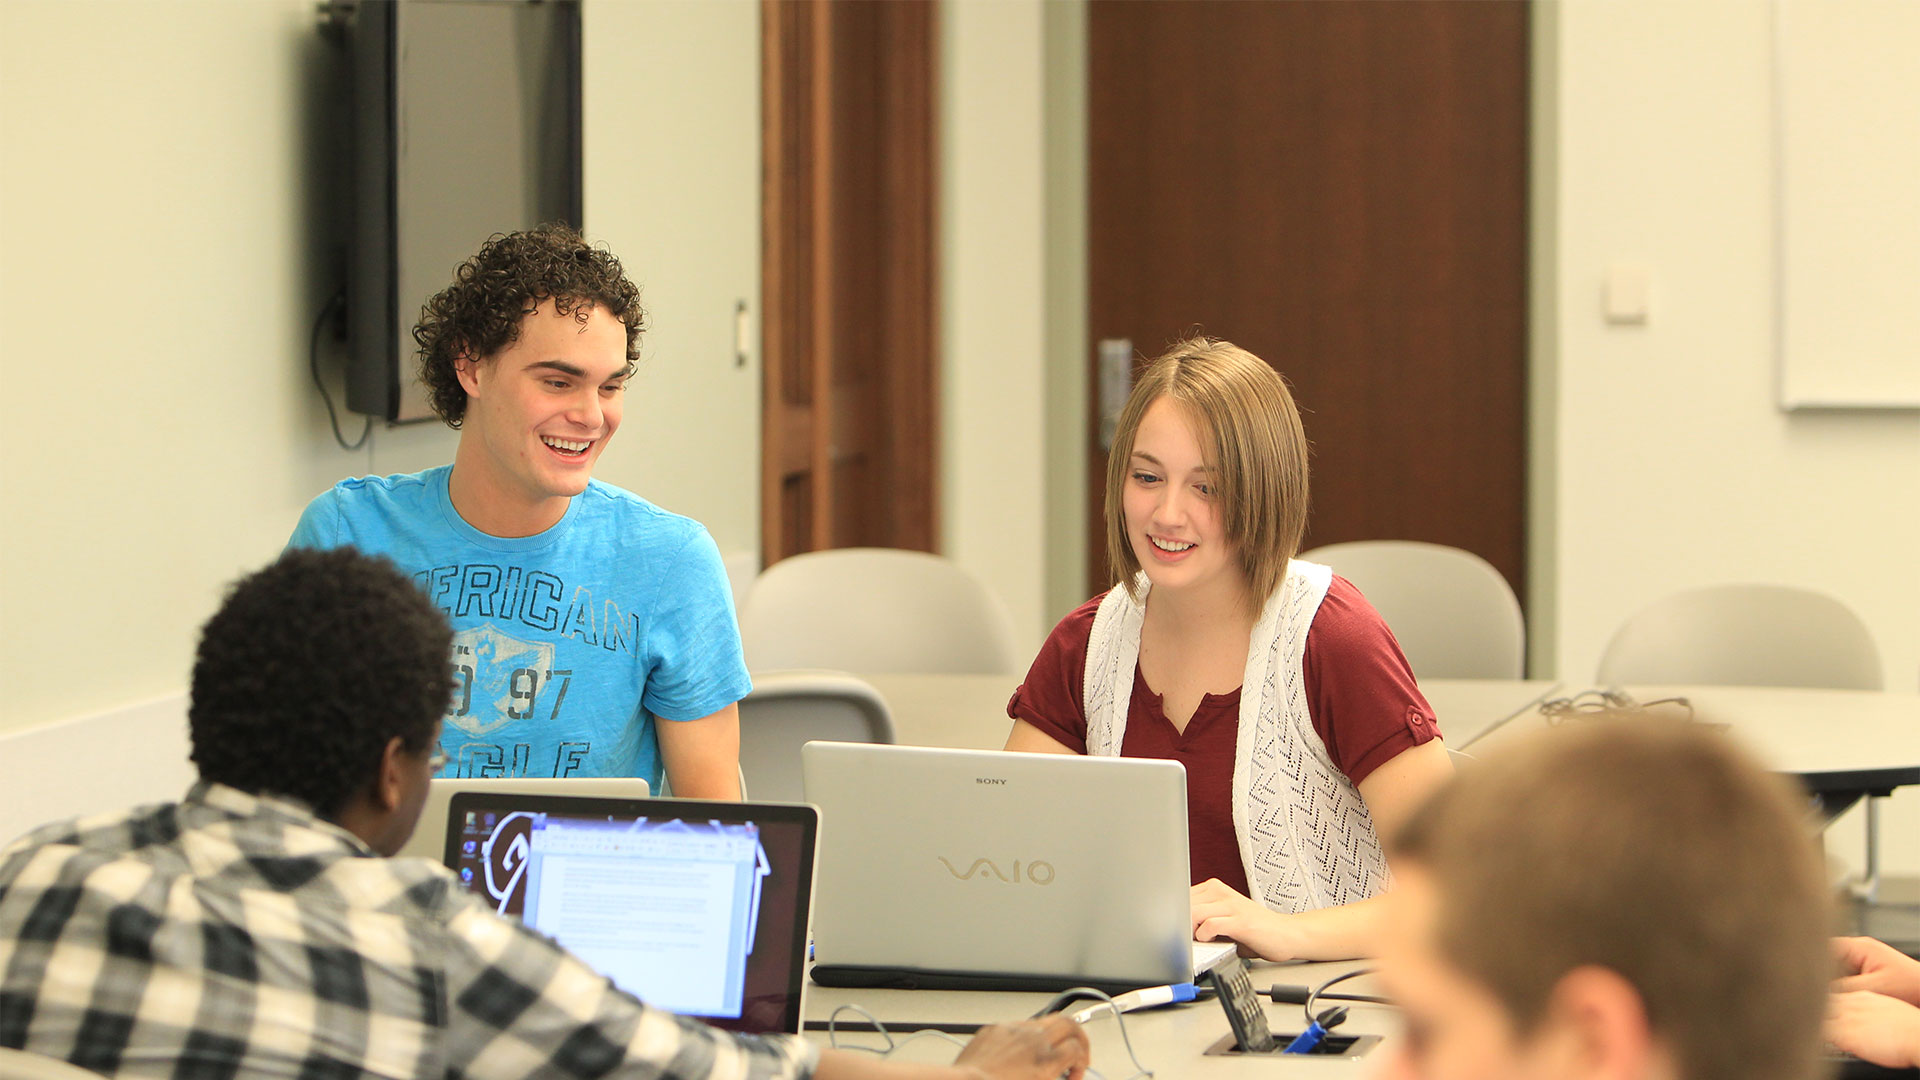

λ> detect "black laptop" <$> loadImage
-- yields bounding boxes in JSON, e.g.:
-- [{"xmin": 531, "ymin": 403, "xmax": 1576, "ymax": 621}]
[{"xmin": 444, "ymin": 791, "xmax": 818, "ymax": 1035}]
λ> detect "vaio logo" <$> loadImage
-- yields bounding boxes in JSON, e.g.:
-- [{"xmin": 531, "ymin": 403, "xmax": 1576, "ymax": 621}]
[{"xmin": 937, "ymin": 857, "xmax": 1056, "ymax": 885}]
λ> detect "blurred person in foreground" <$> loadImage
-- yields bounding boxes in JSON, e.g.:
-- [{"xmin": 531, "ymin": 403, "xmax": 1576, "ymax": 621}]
[
  {"xmin": 1375, "ymin": 720, "xmax": 1832, "ymax": 1080},
  {"xmin": 0, "ymin": 548, "xmax": 1087, "ymax": 1080}
]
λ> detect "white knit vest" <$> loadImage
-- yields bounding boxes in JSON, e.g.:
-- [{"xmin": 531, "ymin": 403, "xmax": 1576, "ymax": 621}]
[{"xmin": 1082, "ymin": 560, "xmax": 1391, "ymax": 913}]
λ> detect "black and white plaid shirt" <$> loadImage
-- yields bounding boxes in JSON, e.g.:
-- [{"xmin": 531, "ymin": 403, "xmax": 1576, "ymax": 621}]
[{"xmin": 0, "ymin": 782, "xmax": 817, "ymax": 1080}]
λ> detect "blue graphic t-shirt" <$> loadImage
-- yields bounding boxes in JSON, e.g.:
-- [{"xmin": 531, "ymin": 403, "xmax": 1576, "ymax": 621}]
[{"xmin": 288, "ymin": 466, "xmax": 750, "ymax": 790}]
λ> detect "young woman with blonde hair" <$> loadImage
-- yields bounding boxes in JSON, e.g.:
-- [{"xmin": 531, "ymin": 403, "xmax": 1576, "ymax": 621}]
[{"xmin": 1005, "ymin": 337, "xmax": 1454, "ymax": 962}]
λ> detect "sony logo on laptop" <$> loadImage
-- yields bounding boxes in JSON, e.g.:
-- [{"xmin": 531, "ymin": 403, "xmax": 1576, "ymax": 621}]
[
  {"xmin": 975, "ymin": 777, "xmax": 1007, "ymax": 785},
  {"xmin": 937, "ymin": 857, "xmax": 1056, "ymax": 885}
]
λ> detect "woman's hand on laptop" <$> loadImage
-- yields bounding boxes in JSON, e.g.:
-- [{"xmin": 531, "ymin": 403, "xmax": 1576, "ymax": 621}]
[
  {"xmin": 1826, "ymin": 990, "xmax": 1920, "ymax": 1069},
  {"xmin": 954, "ymin": 1014, "xmax": 1091, "ymax": 1080},
  {"xmin": 1833, "ymin": 936, "xmax": 1920, "ymax": 1006},
  {"xmin": 1192, "ymin": 878, "xmax": 1393, "ymax": 962},
  {"xmin": 1190, "ymin": 878, "xmax": 1293, "ymax": 961}
]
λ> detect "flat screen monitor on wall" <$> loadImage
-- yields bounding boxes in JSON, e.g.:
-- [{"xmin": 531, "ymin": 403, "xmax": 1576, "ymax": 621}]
[{"xmin": 345, "ymin": 0, "xmax": 583, "ymax": 422}]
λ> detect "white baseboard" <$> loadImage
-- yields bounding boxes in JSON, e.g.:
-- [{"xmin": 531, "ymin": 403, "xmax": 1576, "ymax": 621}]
[{"xmin": 0, "ymin": 693, "xmax": 195, "ymax": 847}]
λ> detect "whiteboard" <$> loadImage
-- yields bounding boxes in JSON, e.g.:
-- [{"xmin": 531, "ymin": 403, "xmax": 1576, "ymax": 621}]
[{"xmin": 1774, "ymin": 0, "xmax": 1920, "ymax": 409}]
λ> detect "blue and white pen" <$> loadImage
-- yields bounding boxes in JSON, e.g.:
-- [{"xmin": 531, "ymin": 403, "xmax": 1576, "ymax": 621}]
[{"xmin": 1068, "ymin": 983, "xmax": 1198, "ymax": 1024}]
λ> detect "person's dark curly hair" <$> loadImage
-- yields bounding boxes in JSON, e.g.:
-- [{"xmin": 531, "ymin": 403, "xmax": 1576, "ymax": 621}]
[
  {"xmin": 413, "ymin": 222, "xmax": 646, "ymax": 427},
  {"xmin": 189, "ymin": 548, "xmax": 453, "ymax": 818}
]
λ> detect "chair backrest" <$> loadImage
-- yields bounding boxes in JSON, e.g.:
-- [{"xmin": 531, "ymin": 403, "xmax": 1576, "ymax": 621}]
[
  {"xmin": 1596, "ymin": 584, "xmax": 1883, "ymax": 690},
  {"xmin": 738, "ymin": 548, "xmax": 1020, "ymax": 675},
  {"xmin": 721, "ymin": 550, "xmax": 761, "ymax": 616},
  {"xmin": 737, "ymin": 670, "xmax": 896, "ymax": 802},
  {"xmin": 0, "ymin": 1049, "xmax": 103, "ymax": 1080},
  {"xmin": 1297, "ymin": 540, "xmax": 1525, "ymax": 680}
]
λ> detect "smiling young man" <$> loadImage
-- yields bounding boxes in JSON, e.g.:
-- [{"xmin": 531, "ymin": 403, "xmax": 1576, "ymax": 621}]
[
  {"xmin": 290, "ymin": 225, "xmax": 744, "ymax": 796},
  {"xmin": 1375, "ymin": 721, "xmax": 1832, "ymax": 1080}
]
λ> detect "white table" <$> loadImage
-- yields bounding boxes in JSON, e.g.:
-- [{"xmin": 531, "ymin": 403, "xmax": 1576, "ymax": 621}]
[
  {"xmin": 860, "ymin": 673, "xmax": 1021, "ymax": 750},
  {"xmin": 802, "ymin": 959, "xmax": 1396, "ymax": 1079},
  {"xmin": 1424, "ymin": 679, "xmax": 1560, "ymax": 747},
  {"xmin": 1469, "ymin": 683, "xmax": 1920, "ymax": 903},
  {"xmin": 1467, "ymin": 684, "xmax": 1920, "ymax": 791},
  {"xmin": 860, "ymin": 673, "xmax": 1561, "ymax": 753}
]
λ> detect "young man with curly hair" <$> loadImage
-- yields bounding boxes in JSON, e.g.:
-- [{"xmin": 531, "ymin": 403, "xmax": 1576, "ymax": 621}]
[
  {"xmin": 290, "ymin": 224, "xmax": 743, "ymax": 796},
  {"xmin": 0, "ymin": 549, "xmax": 1089, "ymax": 1080}
]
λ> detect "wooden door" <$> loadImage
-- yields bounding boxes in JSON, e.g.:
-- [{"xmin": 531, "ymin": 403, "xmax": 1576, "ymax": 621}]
[
  {"xmin": 1086, "ymin": 0, "xmax": 1529, "ymax": 603},
  {"xmin": 762, "ymin": 0, "xmax": 938, "ymax": 568}
]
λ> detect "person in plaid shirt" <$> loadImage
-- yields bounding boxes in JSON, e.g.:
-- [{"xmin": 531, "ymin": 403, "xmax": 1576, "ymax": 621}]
[{"xmin": 0, "ymin": 549, "xmax": 1088, "ymax": 1080}]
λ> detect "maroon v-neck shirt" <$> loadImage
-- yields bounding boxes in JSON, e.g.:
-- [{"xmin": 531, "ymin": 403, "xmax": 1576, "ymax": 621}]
[{"xmin": 1007, "ymin": 577, "xmax": 1438, "ymax": 893}]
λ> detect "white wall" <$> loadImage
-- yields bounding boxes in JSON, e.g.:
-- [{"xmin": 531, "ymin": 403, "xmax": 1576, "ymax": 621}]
[
  {"xmin": 7, "ymin": 0, "xmax": 1916, "ymax": 877},
  {"xmin": 579, "ymin": 0, "xmax": 761, "ymax": 556},
  {"xmin": 0, "ymin": 696, "xmax": 194, "ymax": 846},
  {"xmin": 1546, "ymin": 0, "xmax": 1920, "ymax": 690},
  {"xmin": 0, "ymin": 0, "xmax": 1059, "ymax": 738},
  {"xmin": 0, "ymin": 0, "xmax": 763, "ymax": 737},
  {"xmin": 1543, "ymin": 0, "xmax": 1920, "ymax": 874},
  {"xmin": 941, "ymin": 0, "xmax": 1051, "ymax": 657},
  {"xmin": 0, "ymin": 0, "xmax": 352, "ymax": 732},
  {"xmin": 1525, "ymin": 0, "xmax": 1561, "ymax": 680},
  {"xmin": 1043, "ymin": 0, "xmax": 1091, "ymax": 623}
]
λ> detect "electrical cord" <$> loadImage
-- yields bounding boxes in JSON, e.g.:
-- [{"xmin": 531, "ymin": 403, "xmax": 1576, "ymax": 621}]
[
  {"xmin": 1540, "ymin": 688, "xmax": 1695, "ymax": 725},
  {"xmin": 309, "ymin": 288, "xmax": 372, "ymax": 451},
  {"xmin": 1270, "ymin": 970, "xmax": 1378, "ymax": 1055},
  {"xmin": 1030, "ymin": 986, "xmax": 1154, "ymax": 1080},
  {"xmin": 821, "ymin": 986, "xmax": 1175, "ymax": 1078},
  {"xmin": 823, "ymin": 1004, "xmax": 968, "ymax": 1056},
  {"xmin": 1301, "ymin": 968, "xmax": 1378, "ymax": 1030},
  {"xmin": 1029, "ymin": 988, "xmax": 1112, "ymax": 1019},
  {"xmin": 1265, "ymin": 979, "xmax": 1391, "ymax": 1008},
  {"xmin": 824, "ymin": 1002, "xmax": 1111, "ymax": 1080}
]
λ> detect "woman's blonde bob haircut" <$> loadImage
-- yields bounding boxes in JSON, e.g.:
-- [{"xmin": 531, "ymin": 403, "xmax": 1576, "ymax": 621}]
[{"xmin": 1105, "ymin": 337, "xmax": 1310, "ymax": 610}]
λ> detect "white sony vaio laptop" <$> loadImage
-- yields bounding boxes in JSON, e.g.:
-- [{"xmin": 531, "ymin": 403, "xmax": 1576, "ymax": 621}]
[
  {"xmin": 802, "ymin": 741, "xmax": 1236, "ymax": 993},
  {"xmin": 398, "ymin": 777, "xmax": 651, "ymax": 861}
]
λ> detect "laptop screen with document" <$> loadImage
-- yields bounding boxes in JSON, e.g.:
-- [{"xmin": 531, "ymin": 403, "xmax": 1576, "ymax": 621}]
[{"xmin": 443, "ymin": 792, "xmax": 816, "ymax": 1034}]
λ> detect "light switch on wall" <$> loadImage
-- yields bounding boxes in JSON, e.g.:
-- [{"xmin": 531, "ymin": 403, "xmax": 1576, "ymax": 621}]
[{"xmin": 1604, "ymin": 264, "xmax": 1651, "ymax": 325}]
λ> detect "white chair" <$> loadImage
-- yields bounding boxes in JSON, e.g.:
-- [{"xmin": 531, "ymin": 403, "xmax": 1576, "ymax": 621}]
[
  {"xmin": 721, "ymin": 550, "xmax": 761, "ymax": 617},
  {"xmin": 737, "ymin": 670, "xmax": 896, "ymax": 803},
  {"xmin": 0, "ymin": 1049, "xmax": 103, "ymax": 1080},
  {"xmin": 1595, "ymin": 584, "xmax": 1882, "ymax": 691},
  {"xmin": 1297, "ymin": 540, "xmax": 1525, "ymax": 680},
  {"xmin": 1596, "ymin": 583, "xmax": 1885, "ymax": 898},
  {"xmin": 738, "ymin": 548, "xmax": 1020, "ymax": 675}
]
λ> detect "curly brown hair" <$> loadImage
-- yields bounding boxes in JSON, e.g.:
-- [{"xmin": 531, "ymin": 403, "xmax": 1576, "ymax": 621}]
[{"xmin": 413, "ymin": 223, "xmax": 646, "ymax": 426}]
